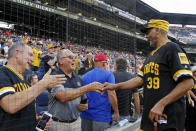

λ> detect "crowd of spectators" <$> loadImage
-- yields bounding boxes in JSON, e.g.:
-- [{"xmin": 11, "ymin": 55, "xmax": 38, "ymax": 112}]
[
  {"xmin": 1, "ymin": 1, "xmax": 196, "ymax": 130},
  {"xmin": 169, "ymin": 26, "xmax": 196, "ymax": 43},
  {"xmin": 0, "ymin": 28, "xmax": 144, "ymax": 130},
  {"xmin": 2, "ymin": 20, "xmax": 196, "ymax": 131},
  {"xmin": 1, "ymin": 0, "xmax": 195, "ymax": 130},
  {"xmin": 0, "ymin": 29, "xmax": 146, "ymax": 75}
]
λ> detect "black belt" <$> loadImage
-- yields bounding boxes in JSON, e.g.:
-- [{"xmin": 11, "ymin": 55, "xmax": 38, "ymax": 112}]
[{"xmin": 52, "ymin": 117, "xmax": 77, "ymax": 123}]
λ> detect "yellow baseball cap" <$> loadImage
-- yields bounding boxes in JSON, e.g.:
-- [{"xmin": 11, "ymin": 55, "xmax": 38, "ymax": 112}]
[
  {"xmin": 141, "ymin": 19, "xmax": 169, "ymax": 34},
  {"xmin": 47, "ymin": 43, "xmax": 54, "ymax": 50}
]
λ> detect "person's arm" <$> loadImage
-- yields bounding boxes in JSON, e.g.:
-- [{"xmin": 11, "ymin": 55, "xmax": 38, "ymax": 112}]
[
  {"xmin": 108, "ymin": 90, "xmax": 119, "ymax": 122},
  {"xmin": 149, "ymin": 78, "xmax": 194, "ymax": 122},
  {"xmin": 4, "ymin": 46, "xmax": 9, "ymax": 58},
  {"xmin": 133, "ymin": 92, "xmax": 140, "ymax": 116},
  {"xmin": 55, "ymin": 82, "xmax": 103, "ymax": 102},
  {"xmin": 47, "ymin": 56, "xmax": 57, "ymax": 66},
  {"xmin": 38, "ymin": 53, "xmax": 45, "ymax": 59},
  {"xmin": 0, "ymin": 70, "xmax": 66, "ymax": 114},
  {"xmin": 0, "ymin": 54, "xmax": 6, "ymax": 58},
  {"xmin": 104, "ymin": 76, "xmax": 143, "ymax": 90}
]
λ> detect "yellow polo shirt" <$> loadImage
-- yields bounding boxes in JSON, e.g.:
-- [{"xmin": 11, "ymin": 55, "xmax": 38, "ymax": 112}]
[{"xmin": 32, "ymin": 48, "xmax": 42, "ymax": 67}]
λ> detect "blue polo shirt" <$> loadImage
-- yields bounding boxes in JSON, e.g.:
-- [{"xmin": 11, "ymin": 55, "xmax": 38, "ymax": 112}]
[{"xmin": 80, "ymin": 68, "xmax": 115, "ymax": 122}]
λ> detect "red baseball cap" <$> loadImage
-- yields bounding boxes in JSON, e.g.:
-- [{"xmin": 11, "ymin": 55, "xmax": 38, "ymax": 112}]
[{"xmin": 94, "ymin": 53, "xmax": 107, "ymax": 62}]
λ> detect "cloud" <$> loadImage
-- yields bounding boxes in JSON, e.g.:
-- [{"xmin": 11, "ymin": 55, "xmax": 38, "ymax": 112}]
[{"xmin": 141, "ymin": 0, "xmax": 196, "ymax": 14}]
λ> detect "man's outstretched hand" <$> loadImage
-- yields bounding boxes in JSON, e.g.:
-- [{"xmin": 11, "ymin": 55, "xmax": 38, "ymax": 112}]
[
  {"xmin": 87, "ymin": 82, "xmax": 105, "ymax": 94},
  {"xmin": 86, "ymin": 82, "xmax": 118, "ymax": 94},
  {"xmin": 102, "ymin": 82, "xmax": 117, "ymax": 92}
]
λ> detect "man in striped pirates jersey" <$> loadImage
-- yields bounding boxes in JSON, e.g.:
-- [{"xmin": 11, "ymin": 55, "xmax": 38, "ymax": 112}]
[
  {"xmin": 0, "ymin": 43, "xmax": 66, "ymax": 131},
  {"xmin": 103, "ymin": 19, "xmax": 194, "ymax": 131}
]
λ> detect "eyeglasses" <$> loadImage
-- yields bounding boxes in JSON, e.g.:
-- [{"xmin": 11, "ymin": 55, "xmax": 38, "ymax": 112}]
[{"xmin": 61, "ymin": 55, "xmax": 76, "ymax": 60}]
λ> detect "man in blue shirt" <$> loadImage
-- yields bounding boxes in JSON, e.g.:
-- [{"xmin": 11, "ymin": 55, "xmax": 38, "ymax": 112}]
[{"xmin": 81, "ymin": 53, "xmax": 119, "ymax": 131}]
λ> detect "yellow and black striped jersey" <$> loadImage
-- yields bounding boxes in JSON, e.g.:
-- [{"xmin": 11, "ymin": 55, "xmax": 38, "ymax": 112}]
[
  {"xmin": 0, "ymin": 66, "xmax": 36, "ymax": 131},
  {"xmin": 138, "ymin": 42, "xmax": 193, "ymax": 131}
]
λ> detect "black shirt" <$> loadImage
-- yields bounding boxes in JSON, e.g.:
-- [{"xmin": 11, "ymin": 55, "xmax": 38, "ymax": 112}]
[
  {"xmin": 138, "ymin": 42, "xmax": 193, "ymax": 131},
  {"xmin": 113, "ymin": 70, "xmax": 137, "ymax": 116},
  {"xmin": 0, "ymin": 66, "xmax": 36, "ymax": 131},
  {"xmin": 51, "ymin": 68, "xmax": 83, "ymax": 89},
  {"xmin": 192, "ymin": 78, "xmax": 196, "ymax": 96}
]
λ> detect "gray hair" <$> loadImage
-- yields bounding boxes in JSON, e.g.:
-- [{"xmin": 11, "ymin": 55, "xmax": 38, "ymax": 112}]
[
  {"xmin": 57, "ymin": 49, "xmax": 66, "ymax": 64},
  {"xmin": 7, "ymin": 42, "xmax": 27, "ymax": 59}
]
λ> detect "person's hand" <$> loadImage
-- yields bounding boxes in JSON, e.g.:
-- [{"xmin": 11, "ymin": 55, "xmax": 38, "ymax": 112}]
[
  {"xmin": 113, "ymin": 112, "xmax": 119, "ymax": 122},
  {"xmin": 103, "ymin": 82, "xmax": 117, "ymax": 91},
  {"xmin": 149, "ymin": 101, "xmax": 167, "ymax": 123},
  {"xmin": 77, "ymin": 103, "xmax": 88, "ymax": 112},
  {"xmin": 44, "ymin": 118, "xmax": 52, "ymax": 131},
  {"xmin": 37, "ymin": 116, "xmax": 52, "ymax": 131},
  {"xmin": 87, "ymin": 82, "xmax": 104, "ymax": 94},
  {"xmin": 41, "ymin": 69, "xmax": 67, "ymax": 88},
  {"xmin": 188, "ymin": 97, "xmax": 195, "ymax": 107}
]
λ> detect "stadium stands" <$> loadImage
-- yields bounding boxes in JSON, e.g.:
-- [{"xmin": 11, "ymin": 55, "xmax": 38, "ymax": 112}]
[{"xmin": 1, "ymin": 0, "xmax": 196, "ymax": 130}]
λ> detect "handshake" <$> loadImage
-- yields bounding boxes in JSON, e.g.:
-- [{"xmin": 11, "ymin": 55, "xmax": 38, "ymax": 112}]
[{"xmin": 86, "ymin": 82, "xmax": 117, "ymax": 94}]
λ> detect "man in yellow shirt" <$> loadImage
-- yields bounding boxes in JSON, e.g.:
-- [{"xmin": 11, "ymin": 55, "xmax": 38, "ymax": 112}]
[{"xmin": 31, "ymin": 41, "xmax": 43, "ymax": 71}]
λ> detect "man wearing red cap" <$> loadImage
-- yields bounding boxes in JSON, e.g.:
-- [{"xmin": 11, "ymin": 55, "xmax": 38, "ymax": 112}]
[{"xmin": 80, "ymin": 53, "xmax": 119, "ymax": 131}]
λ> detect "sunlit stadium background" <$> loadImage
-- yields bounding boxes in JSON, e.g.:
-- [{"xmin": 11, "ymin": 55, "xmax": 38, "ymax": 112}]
[
  {"xmin": 1, "ymin": 0, "xmax": 196, "ymax": 64},
  {"xmin": 1, "ymin": 0, "xmax": 196, "ymax": 130}
]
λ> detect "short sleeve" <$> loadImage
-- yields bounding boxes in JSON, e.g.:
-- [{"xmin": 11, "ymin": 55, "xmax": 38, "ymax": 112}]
[
  {"xmin": 50, "ymin": 84, "xmax": 64, "ymax": 97},
  {"xmin": 0, "ymin": 71, "xmax": 15, "ymax": 100},
  {"xmin": 81, "ymin": 75, "xmax": 88, "ymax": 86},
  {"xmin": 132, "ymin": 88, "xmax": 138, "ymax": 93},
  {"xmin": 138, "ymin": 69, "xmax": 144, "ymax": 78},
  {"xmin": 138, "ymin": 59, "xmax": 147, "ymax": 78},
  {"xmin": 107, "ymin": 72, "xmax": 115, "ymax": 84},
  {"xmin": 168, "ymin": 44, "xmax": 192, "ymax": 82}
]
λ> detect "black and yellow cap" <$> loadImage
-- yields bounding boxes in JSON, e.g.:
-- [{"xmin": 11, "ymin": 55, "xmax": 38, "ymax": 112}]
[
  {"xmin": 47, "ymin": 43, "xmax": 54, "ymax": 50},
  {"xmin": 141, "ymin": 19, "xmax": 169, "ymax": 34}
]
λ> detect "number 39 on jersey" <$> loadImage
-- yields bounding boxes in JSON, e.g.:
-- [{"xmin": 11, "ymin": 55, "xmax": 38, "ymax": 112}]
[
  {"xmin": 143, "ymin": 62, "xmax": 160, "ymax": 90},
  {"xmin": 147, "ymin": 77, "xmax": 160, "ymax": 89}
]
